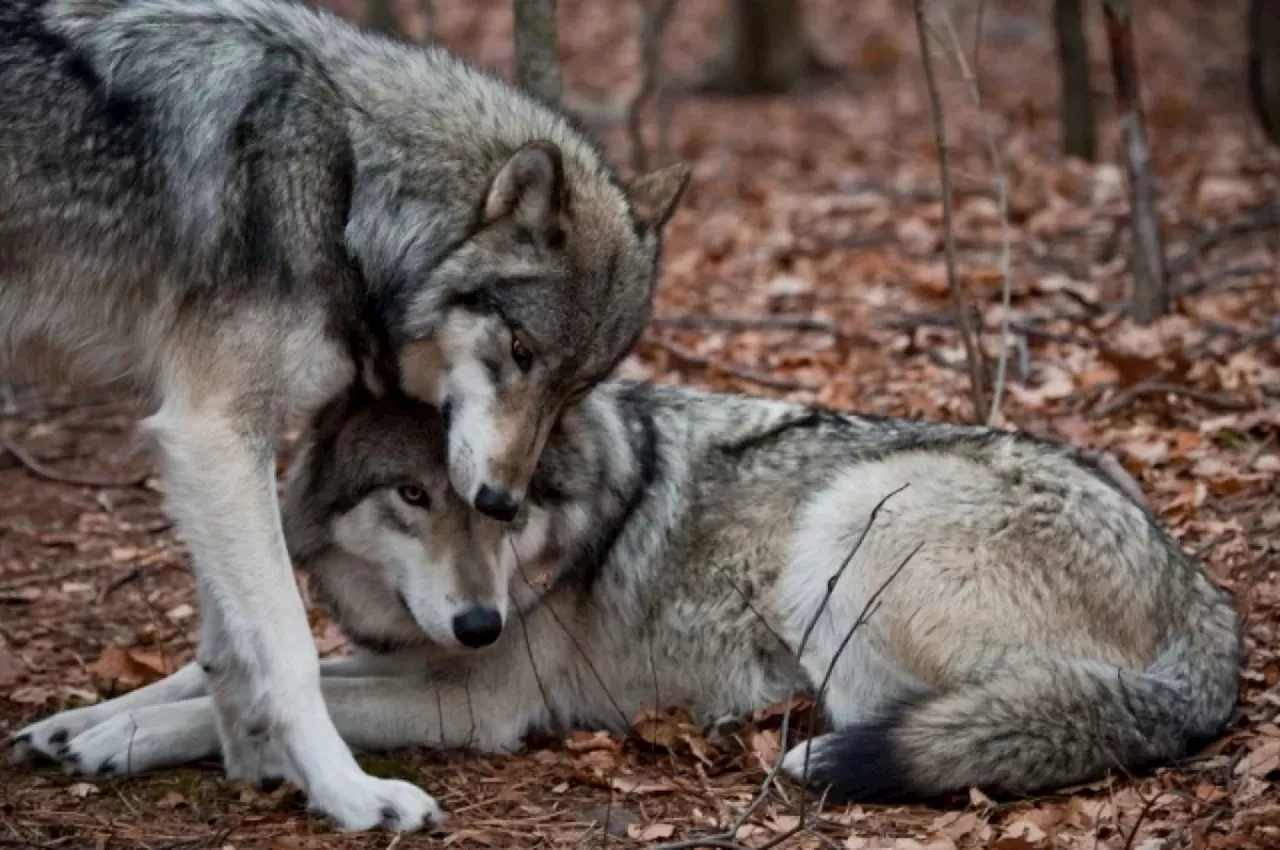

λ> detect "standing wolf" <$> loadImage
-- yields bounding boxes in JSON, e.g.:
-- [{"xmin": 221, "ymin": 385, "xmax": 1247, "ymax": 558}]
[
  {"xmin": 19, "ymin": 383, "xmax": 1243, "ymax": 802},
  {"xmin": 1, "ymin": 0, "xmax": 688, "ymax": 829}
]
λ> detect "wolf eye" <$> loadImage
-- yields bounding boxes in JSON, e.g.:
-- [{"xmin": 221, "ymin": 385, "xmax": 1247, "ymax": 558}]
[
  {"xmin": 511, "ymin": 336, "xmax": 534, "ymax": 373},
  {"xmin": 396, "ymin": 484, "xmax": 430, "ymax": 509}
]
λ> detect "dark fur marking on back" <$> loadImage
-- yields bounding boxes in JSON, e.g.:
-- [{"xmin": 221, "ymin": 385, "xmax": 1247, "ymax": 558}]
[
  {"xmin": 559, "ymin": 384, "xmax": 661, "ymax": 599},
  {"xmin": 715, "ymin": 409, "xmax": 833, "ymax": 456}
]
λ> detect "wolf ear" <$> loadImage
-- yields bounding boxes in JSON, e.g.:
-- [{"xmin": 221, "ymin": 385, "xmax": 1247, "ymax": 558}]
[
  {"xmin": 483, "ymin": 141, "xmax": 567, "ymax": 235},
  {"xmin": 627, "ymin": 163, "xmax": 690, "ymax": 234}
]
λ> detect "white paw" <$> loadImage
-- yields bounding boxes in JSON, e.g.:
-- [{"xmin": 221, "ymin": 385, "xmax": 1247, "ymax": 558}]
[
  {"xmin": 309, "ymin": 772, "xmax": 444, "ymax": 832},
  {"xmin": 57, "ymin": 702, "xmax": 220, "ymax": 777},
  {"xmin": 11, "ymin": 705, "xmax": 104, "ymax": 764},
  {"xmin": 220, "ymin": 729, "xmax": 290, "ymax": 788},
  {"xmin": 780, "ymin": 739, "xmax": 817, "ymax": 781}
]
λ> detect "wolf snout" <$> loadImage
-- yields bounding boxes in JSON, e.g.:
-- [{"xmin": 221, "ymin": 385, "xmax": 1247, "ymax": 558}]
[
  {"xmin": 452, "ymin": 607, "xmax": 504, "ymax": 648},
  {"xmin": 474, "ymin": 484, "xmax": 519, "ymax": 522}
]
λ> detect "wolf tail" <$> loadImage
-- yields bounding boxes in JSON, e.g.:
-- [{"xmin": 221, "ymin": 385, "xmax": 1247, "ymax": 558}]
[{"xmin": 785, "ymin": 570, "xmax": 1241, "ymax": 801}]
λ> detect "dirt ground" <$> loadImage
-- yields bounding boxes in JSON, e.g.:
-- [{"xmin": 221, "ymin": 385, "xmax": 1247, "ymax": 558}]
[{"xmin": 2, "ymin": 1, "xmax": 1278, "ymax": 848}]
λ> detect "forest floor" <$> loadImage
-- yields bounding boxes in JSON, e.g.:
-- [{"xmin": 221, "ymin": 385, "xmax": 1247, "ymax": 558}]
[{"xmin": 2, "ymin": 1, "xmax": 1278, "ymax": 847}]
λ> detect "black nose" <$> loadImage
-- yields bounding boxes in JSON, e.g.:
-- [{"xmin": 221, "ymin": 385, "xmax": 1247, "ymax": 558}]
[
  {"xmin": 452, "ymin": 607, "xmax": 503, "ymax": 648},
  {"xmin": 474, "ymin": 484, "xmax": 519, "ymax": 522}
]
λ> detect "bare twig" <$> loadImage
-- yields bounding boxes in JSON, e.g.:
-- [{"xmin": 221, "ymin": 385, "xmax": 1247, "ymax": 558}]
[
  {"xmin": 1103, "ymin": 0, "xmax": 1167, "ymax": 324},
  {"xmin": 98, "ymin": 568, "xmax": 142, "ymax": 604},
  {"xmin": 1120, "ymin": 785, "xmax": 1162, "ymax": 850},
  {"xmin": 938, "ymin": 8, "xmax": 1012, "ymax": 426},
  {"xmin": 795, "ymin": 541, "xmax": 922, "ymax": 822},
  {"xmin": 419, "ymin": 0, "xmax": 436, "ymax": 41},
  {"xmin": 1, "ymin": 434, "xmax": 149, "ymax": 489},
  {"xmin": 1167, "ymin": 204, "xmax": 1280, "ymax": 277},
  {"xmin": 1054, "ymin": 0, "xmax": 1097, "ymax": 160},
  {"xmin": 914, "ymin": 0, "xmax": 989, "ymax": 423},
  {"xmin": 508, "ymin": 540, "xmax": 557, "ymax": 725},
  {"xmin": 1092, "ymin": 378, "xmax": 1254, "ymax": 418},
  {"xmin": 651, "ymin": 315, "xmax": 838, "ymax": 334},
  {"xmin": 514, "ymin": 0, "xmax": 562, "ymax": 106},
  {"xmin": 363, "ymin": 0, "xmax": 405, "ymax": 39},
  {"xmin": 645, "ymin": 336, "xmax": 820, "ymax": 393},
  {"xmin": 655, "ymin": 485, "xmax": 911, "ymax": 850},
  {"xmin": 510, "ymin": 549, "xmax": 630, "ymax": 729},
  {"xmin": 628, "ymin": 0, "xmax": 678, "ymax": 173}
]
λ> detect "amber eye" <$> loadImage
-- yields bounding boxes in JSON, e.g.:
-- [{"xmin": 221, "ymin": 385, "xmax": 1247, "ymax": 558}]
[
  {"xmin": 396, "ymin": 484, "xmax": 429, "ymax": 509},
  {"xmin": 511, "ymin": 336, "xmax": 534, "ymax": 373}
]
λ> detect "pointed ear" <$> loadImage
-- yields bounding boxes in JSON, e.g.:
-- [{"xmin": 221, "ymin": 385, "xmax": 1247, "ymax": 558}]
[
  {"xmin": 483, "ymin": 141, "xmax": 567, "ymax": 234},
  {"xmin": 627, "ymin": 163, "xmax": 690, "ymax": 234}
]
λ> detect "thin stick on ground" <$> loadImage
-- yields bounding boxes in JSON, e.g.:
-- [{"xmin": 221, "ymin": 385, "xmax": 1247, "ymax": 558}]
[
  {"xmin": 651, "ymin": 315, "xmax": 839, "ymax": 334},
  {"xmin": 654, "ymin": 485, "xmax": 911, "ymax": 850},
  {"xmin": 645, "ymin": 335, "xmax": 820, "ymax": 393},
  {"xmin": 629, "ymin": 0, "xmax": 679, "ymax": 173},
  {"xmin": 913, "ymin": 0, "xmax": 989, "ymax": 424},
  {"xmin": 938, "ymin": 5, "xmax": 1012, "ymax": 426},
  {"xmin": 1, "ymin": 434, "xmax": 149, "ymax": 489},
  {"xmin": 796, "ymin": 542, "xmax": 924, "ymax": 810}
]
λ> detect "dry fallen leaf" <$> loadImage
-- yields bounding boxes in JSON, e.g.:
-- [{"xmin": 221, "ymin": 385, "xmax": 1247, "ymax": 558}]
[
  {"xmin": 1235, "ymin": 739, "xmax": 1280, "ymax": 779},
  {"xmin": 632, "ymin": 705, "xmax": 715, "ymax": 765},
  {"xmin": 442, "ymin": 830, "xmax": 495, "ymax": 847},
  {"xmin": 930, "ymin": 811, "xmax": 980, "ymax": 840},
  {"xmin": 609, "ymin": 776, "xmax": 676, "ymax": 796},
  {"xmin": 90, "ymin": 647, "xmax": 180, "ymax": 694},
  {"xmin": 749, "ymin": 729, "xmax": 780, "ymax": 769},
  {"xmin": 628, "ymin": 823, "xmax": 676, "ymax": 841},
  {"xmin": 0, "ymin": 640, "xmax": 24, "ymax": 688},
  {"xmin": 8, "ymin": 685, "xmax": 55, "ymax": 706},
  {"xmin": 565, "ymin": 730, "xmax": 618, "ymax": 753}
]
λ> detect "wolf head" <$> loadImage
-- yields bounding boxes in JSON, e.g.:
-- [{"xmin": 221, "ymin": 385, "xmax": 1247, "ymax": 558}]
[
  {"xmin": 42, "ymin": 0, "xmax": 689, "ymax": 520},
  {"xmin": 283, "ymin": 389, "xmax": 553, "ymax": 652},
  {"xmin": 351, "ymin": 137, "xmax": 688, "ymax": 522}
]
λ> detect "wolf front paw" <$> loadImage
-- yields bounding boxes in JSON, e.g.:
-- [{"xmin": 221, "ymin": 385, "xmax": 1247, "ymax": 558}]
[
  {"xmin": 53, "ymin": 701, "xmax": 220, "ymax": 777},
  {"xmin": 11, "ymin": 705, "xmax": 103, "ymax": 764},
  {"xmin": 308, "ymin": 773, "xmax": 445, "ymax": 832}
]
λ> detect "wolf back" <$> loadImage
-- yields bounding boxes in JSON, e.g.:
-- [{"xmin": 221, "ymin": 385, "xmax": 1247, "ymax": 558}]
[{"xmin": 291, "ymin": 382, "xmax": 1244, "ymax": 800}]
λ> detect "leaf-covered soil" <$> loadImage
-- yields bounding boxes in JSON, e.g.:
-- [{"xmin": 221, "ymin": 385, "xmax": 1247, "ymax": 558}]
[{"xmin": 2, "ymin": 1, "xmax": 1277, "ymax": 847}]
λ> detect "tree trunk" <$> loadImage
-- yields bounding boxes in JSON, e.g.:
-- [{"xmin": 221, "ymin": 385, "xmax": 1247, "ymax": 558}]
[
  {"xmin": 363, "ymin": 0, "xmax": 405, "ymax": 39},
  {"xmin": 1054, "ymin": 0, "xmax": 1096, "ymax": 160},
  {"xmin": 1249, "ymin": 0, "xmax": 1280, "ymax": 146},
  {"xmin": 1104, "ymin": 0, "xmax": 1167, "ymax": 325},
  {"xmin": 514, "ymin": 0, "xmax": 562, "ymax": 107},
  {"xmin": 699, "ymin": 0, "xmax": 815, "ymax": 94}
]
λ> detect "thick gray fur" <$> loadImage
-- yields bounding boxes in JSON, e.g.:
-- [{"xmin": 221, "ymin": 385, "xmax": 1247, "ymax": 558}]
[
  {"xmin": 16, "ymin": 381, "xmax": 1243, "ymax": 803},
  {"xmin": 2, "ymin": 0, "xmax": 687, "ymax": 830}
]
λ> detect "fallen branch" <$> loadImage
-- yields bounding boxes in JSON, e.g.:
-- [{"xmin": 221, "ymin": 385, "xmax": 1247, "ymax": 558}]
[
  {"xmin": 651, "ymin": 315, "xmax": 839, "ymax": 334},
  {"xmin": 796, "ymin": 541, "xmax": 923, "ymax": 818},
  {"xmin": 514, "ymin": 0, "xmax": 562, "ymax": 106},
  {"xmin": 656, "ymin": 486, "xmax": 911, "ymax": 850},
  {"xmin": 1103, "ymin": 0, "xmax": 1167, "ymax": 324},
  {"xmin": 628, "ymin": 0, "xmax": 679, "ymax": 173},
  {"xmin": 939, "ymin": 6, "xmax": 1012, "ymax": 426},
  {"xmin": 1, "ymin": 434, "xmax": 149, "ymax": 489},
  {"xmin": 644, "ymin": 336, "xmax": 820, "ymax": 393},
  {"xmin": 914, "ymin": 0, "xmax": 989, "ymax": 423},
  {"xmin": 1081, "ymin": 449, "xmax": 1149, "ymax": 509},
  {"xmin": 1167, "ymin": 204, "xmax": 1280, "ymax": 277},
  {"xmin": 1092, "ymin": 378, "xmax": 1254, "ymax": 418}
]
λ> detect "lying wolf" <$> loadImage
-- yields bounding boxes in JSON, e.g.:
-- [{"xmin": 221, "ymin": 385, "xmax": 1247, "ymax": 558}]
[
  {"xmin": 16, "ymin": 382, "xmax": 1242, "ymax": 801},
  {"xmin": 2, "ymin": 0, "xmax": 687, "ymax": 828}
]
